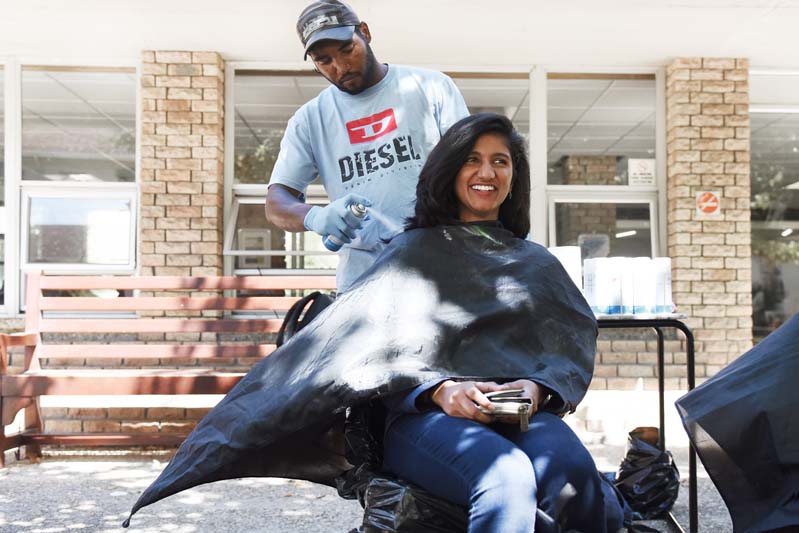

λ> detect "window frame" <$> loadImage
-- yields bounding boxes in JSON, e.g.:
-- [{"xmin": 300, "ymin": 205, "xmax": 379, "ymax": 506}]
[
  {"xmin": 2, "ymin": 60, "xmax": 22, "ymax": 316},
  {"xmin": 223, "ymin": 184, "xmax": 338, "ymax": 276},
  {"xmin": 20, "ymin": 181, "xmax": 138, "ymax": 273},
  {"xmin": 748, "ymin": 69, "xmax": 799, "ymax": 339},
  {"xmin": 547, "ymin": 189, "xmax": 660, "ymax": 259},
  {"xmin": 530, "ymin": 67, "xmax": 666, "ymax": 255},
  {"xmin": 223, "ymin": 62, "xmax": 667, "ymax": 277},
  {"xmin": 2, "ymin": 61, "xmax": 140, "ymax": 315}
]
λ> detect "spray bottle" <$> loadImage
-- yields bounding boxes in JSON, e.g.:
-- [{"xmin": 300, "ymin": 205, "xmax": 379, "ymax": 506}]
[{"xmin": 323, "ymin": 202, "xmax": 368, "ymax": 252}]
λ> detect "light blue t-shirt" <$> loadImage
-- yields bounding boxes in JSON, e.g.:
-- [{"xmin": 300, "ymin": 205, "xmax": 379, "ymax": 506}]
[{"xmin": 269, "ymin": 64, "xmax": 468, "ymax": 291}]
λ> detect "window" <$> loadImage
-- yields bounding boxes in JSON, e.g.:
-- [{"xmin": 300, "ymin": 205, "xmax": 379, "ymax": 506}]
[
  {"xmin": 228, "ymin": 71, "xmax": 331, "ymax": 275},
  {"xmin": 19, "ymin": 67, "xmax": 137, "ymax": 279},
  {"xmin": 552, "ymin": 201, "xmax": 655, "ymax": 259},
  {"xmin": 0, "ymin": 67, "xmax": 5, "ymax": 305},
  {"xmin": 227, "ymin": 70, "xmax": 530, "ymax": 276},
  {"xmin": 547, "ymin": 76, "xmax": 656, "ymax": 186},
  {"xmin": 224, "ymin": 192, "xmax": 336, "ymax": 274},
  {"xmin": 749, "ymin": 72, "xmax": 799, "ymax": 339},
  {"xmin": 545, "ymin": 73, "xmax": 661, "ymax": 259},
  {"xmin": 21, "ymin": 68, "xmax": 135, "ymax": 182},
  {"xmin": 22, "ymin": 189, "xmax": 136, "ymax": 270},
  {"xmin": 1, "ymin": 66, "xmax": 5, "ymax": 189},
  {"xmin": 450, "ymin": 74, "xmax": 529, "ymax": 137},
  {"xmin": 750, "ymin": 110, "xmax": 799, "ymax": 339}
]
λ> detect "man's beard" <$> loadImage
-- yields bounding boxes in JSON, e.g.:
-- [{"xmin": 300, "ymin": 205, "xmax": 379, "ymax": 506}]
[{"xmin": 334, "ymin": 44, "xmax": 378, "ymax": 95}]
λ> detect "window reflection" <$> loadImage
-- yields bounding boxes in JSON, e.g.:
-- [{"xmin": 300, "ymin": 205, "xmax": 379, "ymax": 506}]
[
  {"xmin": 555, "ymin": 202, "xmax": 653, "ymax": 260},
  {"xmin": 0, "ymin": 67, "xmax": 5, "ymax": 198},
  {"xmin": 548, "ymin": 77, "xmax": 656, "ymax": 185},
  {"xmin": 451, "ymin": 75, "xmax": 529, "ymax": 137},
  {"xmin": 232, "ymin": 202, "xmax": 337, "ymax": 272},
  {"xmin": 27, "ymin": 197, "xmax": 132, "ymax": 265},
  {"xmin": 230, "ymin": 70, "xmax": 528, "ymax": 275},
  {"xmin": 234, "ymin": 73, "xmax": 327, "ymax": 185},
  {"xmin": 21, "ymin": 69, "xmax": 136, "ymax": 182},
  {"xmin": 751, "ymin": 112, "xmax": 799, "ymax": 340}
]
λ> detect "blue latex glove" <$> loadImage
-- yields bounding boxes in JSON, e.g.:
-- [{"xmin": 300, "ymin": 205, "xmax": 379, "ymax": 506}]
[{"xmin": 303, "ymin": 193, "xmax": 372, "ymax": 243}]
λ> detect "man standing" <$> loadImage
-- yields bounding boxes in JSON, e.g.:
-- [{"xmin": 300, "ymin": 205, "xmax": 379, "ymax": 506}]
[{"xmin": 265, "ymin": 0, "xmax": 468, "ymax": 292}]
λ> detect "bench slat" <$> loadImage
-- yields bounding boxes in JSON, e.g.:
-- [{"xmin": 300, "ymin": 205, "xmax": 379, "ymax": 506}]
[
  {"xmin": 24, "ymin": 434, "xmax": 187, "ymax": 446},
  {"xmin": 39, "ymin": 318, "xmax": 282, "ymax": 334},
  {"xmin": 39, "ymin": 275, "xmax": 336, "ymax": 291},
  {"xmin": 41, "ymin": 296, "xmax": 303, "ymax": 312},
  {"xmin": 36, "ymin": 344, "xmax": 277, "ymax": 359},
  {"xmin": 3, "ymin": 370, "xmax": 244, "ymax": 396}
]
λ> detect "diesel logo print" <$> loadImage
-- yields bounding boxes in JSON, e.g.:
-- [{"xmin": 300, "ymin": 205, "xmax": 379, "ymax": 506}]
[
  {"xmin": 346, "ymin": 109, "xmax": 398, "ymax": 144},
  {"xmin": 338, "ymin": 135, "xmax": 421, "ymax": 183}
]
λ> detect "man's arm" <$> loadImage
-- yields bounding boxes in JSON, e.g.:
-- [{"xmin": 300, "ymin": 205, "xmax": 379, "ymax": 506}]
[
  {"xmin": 265, "ymin": 184, "xmax": 313, "ymax": 232},
  {"xmin": 266, "ymin": 184, "xmax": 372, "ymax": 243}
]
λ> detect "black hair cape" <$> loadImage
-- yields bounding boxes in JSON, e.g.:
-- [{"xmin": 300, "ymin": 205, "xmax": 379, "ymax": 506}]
[{"xmin": 125, "ymin": 223, "xmax": 597, "ymax": 526}]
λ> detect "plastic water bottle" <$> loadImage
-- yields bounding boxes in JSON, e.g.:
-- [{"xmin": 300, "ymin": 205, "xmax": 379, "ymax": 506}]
[{"xmin": 323, "ymin": 203, "xmax": 368, "ymax": 252}]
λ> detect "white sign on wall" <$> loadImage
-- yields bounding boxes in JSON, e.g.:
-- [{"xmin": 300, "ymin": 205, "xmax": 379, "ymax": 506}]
[{"xmin": 628, "ymin": 158, "xmax": 656, "ymax": 186}]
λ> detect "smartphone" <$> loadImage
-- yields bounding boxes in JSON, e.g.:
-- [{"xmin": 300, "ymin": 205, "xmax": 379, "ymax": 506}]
[{"xmin": 480, "ymin": 389, "xmax": 532, "ymax": 415}]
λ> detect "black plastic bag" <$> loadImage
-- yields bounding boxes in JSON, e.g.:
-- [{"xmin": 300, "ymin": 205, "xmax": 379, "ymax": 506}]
[
  {"xmin": 336, "ymin": 404, "xmax": 386, "ymax": 506},
  {"xmin": 275, "ymin": 290, "xmax": 334, "ymax": 347},
  {"xmin": 359, "ymin": 476, "xmax": 468, "ymax": 533},
  {"xmin": 676, "ymin": 313, "xmax": 799, "ymax": 532},
  {"xmin": 615, "ymin": 427, "xmax": 680, "ymax": 520}
]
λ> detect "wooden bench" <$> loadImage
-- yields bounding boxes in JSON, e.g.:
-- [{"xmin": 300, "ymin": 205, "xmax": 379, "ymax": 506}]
[{"xmin": 0, "ymin": 271, "xmax": 336, "ymax": 466}]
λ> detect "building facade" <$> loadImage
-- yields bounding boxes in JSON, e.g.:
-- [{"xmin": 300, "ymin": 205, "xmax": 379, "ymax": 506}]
[{"xmin": 1, "ymin": 1, "xmax": 797, "ymax": 441}]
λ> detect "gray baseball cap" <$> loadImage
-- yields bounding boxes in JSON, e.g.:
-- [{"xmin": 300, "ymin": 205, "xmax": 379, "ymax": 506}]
[{"xmin": 297, "ymin": 0, "xmax": 361, "ymax": 59}]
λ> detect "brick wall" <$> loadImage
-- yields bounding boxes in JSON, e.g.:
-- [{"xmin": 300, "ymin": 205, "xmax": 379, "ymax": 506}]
[
  {"xmin": 140, "ymin": 50, "xmax": 224, "ymax": 277},
  {"xmin": 34, "ymin": 51, "xmax": 229, "ymax": 444},
  {"xmin": 562, "ymin": 155, "xmax": 619, "ymax": 185},
  {"xmin": 665, "ymin": 57, "xmax": 753, "ymax": 375},
  {"xmin": 558, "ymin": 156, "xmax": 619, "ymax": 246}
]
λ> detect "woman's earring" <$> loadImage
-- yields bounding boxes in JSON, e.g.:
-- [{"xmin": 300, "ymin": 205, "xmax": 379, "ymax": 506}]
[{"xmin": 507, "ymin": 191, "xmax": 513, "ymax": 200}]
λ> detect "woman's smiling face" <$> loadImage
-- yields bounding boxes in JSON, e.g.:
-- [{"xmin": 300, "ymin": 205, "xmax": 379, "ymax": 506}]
[{"xmin": 454, "ymin": 132, "xmax": 513, "ymax": 223}]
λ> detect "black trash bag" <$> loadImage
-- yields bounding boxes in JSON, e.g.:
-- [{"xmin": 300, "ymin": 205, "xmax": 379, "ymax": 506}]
[
  {"xmin": 615, "ymin": 427, "xmax": 680, "ymax": 520},
  {"xmin": 676, "ymin": 313, "xmax": 799, "ymax": 532},
  {"xmin": 275, "ymin": 290, "xmax": 334, "ymax": 347},
  {"xmin": 358, "ymin": 476, "xmax": 468, "ymax": 533},
  {"xmin": 336, "ymin": 403, "xmax": 386, "ymax": 506}
]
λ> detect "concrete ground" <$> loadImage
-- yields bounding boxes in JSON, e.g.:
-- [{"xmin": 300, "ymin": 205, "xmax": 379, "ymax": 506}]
[{"xmin": 0, "ymin": 444, "xmax": 731, "ymax": 533}]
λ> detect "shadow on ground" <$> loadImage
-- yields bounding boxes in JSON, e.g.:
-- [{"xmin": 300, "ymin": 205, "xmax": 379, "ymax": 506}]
[{"xmin": 1, "ymin": 445, "xmax": 730, "ymax": 532}]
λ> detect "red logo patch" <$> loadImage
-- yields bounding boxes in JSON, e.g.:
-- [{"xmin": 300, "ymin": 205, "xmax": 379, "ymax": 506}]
[{"xmin": 346, "ymin": 109, "xmax": 397, "ymax": 144}]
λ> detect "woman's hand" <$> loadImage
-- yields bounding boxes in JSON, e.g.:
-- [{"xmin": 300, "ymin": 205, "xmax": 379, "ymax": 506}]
[
  {"xmin": 494, "ymin": 379, "xmax": 546, "ymax": 424},
  {"xmin": 430, "ymin": 380, "xmax": 505, "ymax": 424}
]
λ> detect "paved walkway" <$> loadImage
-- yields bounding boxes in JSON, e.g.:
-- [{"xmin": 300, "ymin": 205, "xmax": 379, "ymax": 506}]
[{"xmin": 0, "ymin": 445, "xmax": 731, "ymax": 532}]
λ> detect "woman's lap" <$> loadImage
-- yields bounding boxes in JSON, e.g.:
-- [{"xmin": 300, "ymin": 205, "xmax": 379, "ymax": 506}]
[{"xmin": 382, "ymin": 410, "xmax": 614, "ymax": 532}]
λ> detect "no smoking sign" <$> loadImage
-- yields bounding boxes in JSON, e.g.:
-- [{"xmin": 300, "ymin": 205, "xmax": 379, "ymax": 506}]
[{"xmin": 696, "ymin": 190, "xmax": 721, "ymax": 216}]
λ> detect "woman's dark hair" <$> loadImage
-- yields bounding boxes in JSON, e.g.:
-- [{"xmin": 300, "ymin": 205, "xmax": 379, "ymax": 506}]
[{"xmin": 406, "ymin": 113, "xmax": 531, "ymax": 238}]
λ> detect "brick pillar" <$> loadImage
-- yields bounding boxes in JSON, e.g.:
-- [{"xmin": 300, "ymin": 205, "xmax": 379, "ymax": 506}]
[
  {"xmin": 139, "ymin": 51, "xmax": 224, "ymax": 277},
  {"xmin": 666, "ymin": 57, "xmax": 753, "ymax": 377}
]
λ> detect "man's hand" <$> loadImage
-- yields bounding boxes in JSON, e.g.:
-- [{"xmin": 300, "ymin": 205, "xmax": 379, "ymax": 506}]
[
  {"xmin": 431, "ymin": 380, "xmax": 505, "ymax": 424},
  {"xmin": 303, "ymin": 193, "xmax": 372, "ymax": 243}
]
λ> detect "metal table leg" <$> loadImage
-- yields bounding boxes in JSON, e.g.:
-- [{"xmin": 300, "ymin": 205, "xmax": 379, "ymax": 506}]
[
  {"xmin": 597, "ymin": 318, "xmax": 697, "ymax": 533},
  {"xmin": 655, "ymin": 327, "xmax": 666, "ymax": 451},
  {"xmin": 672, "ymin": 321, "xmax": 698, "ymax": 533}
]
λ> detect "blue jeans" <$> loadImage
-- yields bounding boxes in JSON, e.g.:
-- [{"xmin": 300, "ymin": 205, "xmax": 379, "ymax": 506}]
[{"xmin": 383, "ymin": 410, "xmax": 621, "ymax": 533}]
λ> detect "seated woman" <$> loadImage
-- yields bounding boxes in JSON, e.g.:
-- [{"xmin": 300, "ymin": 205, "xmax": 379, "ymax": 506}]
[
  {"xmin": 380, "ymin": 113, "xmax": 623, "ymax": 533},
  {"xmin": 124, "ymin": 114, "xmax": 622, "ymax": 532}
]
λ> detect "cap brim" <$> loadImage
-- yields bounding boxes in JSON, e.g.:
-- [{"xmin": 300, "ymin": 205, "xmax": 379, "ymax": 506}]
[{"xmin": 303, "ymin": 25, "xmax": 356, "ymax": 59}]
